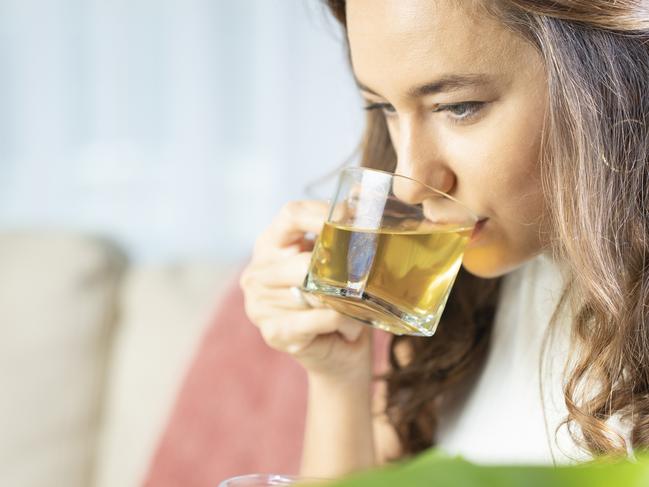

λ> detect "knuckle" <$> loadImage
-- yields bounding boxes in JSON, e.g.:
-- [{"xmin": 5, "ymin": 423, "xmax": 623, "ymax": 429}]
[
  {"xmin": 327, "ymin": 309, "xmax": 351, "ymax": 328},
  {"xmin": 239, "ymin": 269, "xmax": 250, "ymax": 289},
  {"xmin": 251, "ymin": 233, "xmax": 271, "ymax": 257},
  {"xmin": 259, "ymin": 323, "xmax": 283, "ymax": 348},
  {"xmin": 285, "ymin": 200, "xmax": 303, "ymax": 212},
  {"xmin": 241, "ymin": 291, "xmax": 253, "ymax": 313},
  {"xmin": 280, "ymin": 200, "xmax": 303, "ymax": 220},
  {"xmin": 241, "ymin": 297, "xmax": 260, "ymax": 325},
  {"xmin": 239, "ymin": 268, "xmax": 257, "ymax": 290}
]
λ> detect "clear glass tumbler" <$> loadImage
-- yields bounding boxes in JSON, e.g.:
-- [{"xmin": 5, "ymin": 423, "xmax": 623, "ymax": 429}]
[
  {"xmin": 218, "ymin": 474, "xmax": 319, "ymax": 486},
  {"xmin": 302, "ymin": 166, "xmax": 477, "ymax": 336}
]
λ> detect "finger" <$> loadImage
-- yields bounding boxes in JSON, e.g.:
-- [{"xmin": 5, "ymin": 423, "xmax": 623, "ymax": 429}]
[
  {"xmin": 248, "ymin": 286, "xmax": 328, "ymax": 311},
  {"xmin": 292, "ymin": 326, "xmax": 371, "ymax": 362},
  {"xmin": 245, "ymin": 252, "xmax": 313, "ymax": 289},
  {"xmin": 258, "ymin": 308, "xmax": 365, "ymax": 352},
  {"xmin": 338, "ymin": 318, "xmax": 365, "ymax": 343},
  {"xmin": 261, "ymin": 200, "xmax": 329, "ymax": 250}
]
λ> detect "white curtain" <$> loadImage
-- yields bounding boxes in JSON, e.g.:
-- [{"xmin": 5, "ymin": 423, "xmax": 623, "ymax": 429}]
[{"xmin": 0, "ymin": 0, "xmax": 363, "ymax": 262}]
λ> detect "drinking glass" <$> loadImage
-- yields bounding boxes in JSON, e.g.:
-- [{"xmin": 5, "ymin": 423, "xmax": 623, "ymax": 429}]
[
  {"xmin": 301, "ymin": 166, "xmax": 477, "ymax": 336},
  {"xmin": 218, "ymin": 474, "xmax": 319, "ymax": 486}
]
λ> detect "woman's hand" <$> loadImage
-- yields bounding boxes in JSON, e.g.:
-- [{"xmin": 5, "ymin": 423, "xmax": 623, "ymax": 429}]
[{"xmin": 240, "ymin": 200, "xmax": 372, "ymax": 383}]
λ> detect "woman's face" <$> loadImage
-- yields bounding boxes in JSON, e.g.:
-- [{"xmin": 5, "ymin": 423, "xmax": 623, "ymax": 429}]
[{"xmin": 346, "ymin": 0, "xmax": 549, "ymax": 278}]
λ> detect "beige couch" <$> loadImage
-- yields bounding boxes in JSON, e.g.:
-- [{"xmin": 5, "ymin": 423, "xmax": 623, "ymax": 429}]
[{"xmin": 0, "ymin": 232, "xmax": 237, "ymax": 487}]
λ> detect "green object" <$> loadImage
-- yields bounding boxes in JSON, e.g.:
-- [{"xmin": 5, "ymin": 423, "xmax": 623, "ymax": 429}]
[{"xmin": 322, "ymin": 449, "xmax": 649, "ymax": 487}]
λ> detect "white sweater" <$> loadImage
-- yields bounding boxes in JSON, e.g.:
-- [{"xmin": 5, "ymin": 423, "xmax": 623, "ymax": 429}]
[{"xmin": 436, "ymin": 253, "xmax": 596, "ymax": 464}]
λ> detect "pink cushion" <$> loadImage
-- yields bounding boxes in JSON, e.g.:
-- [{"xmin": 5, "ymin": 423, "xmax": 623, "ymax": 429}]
[{"xmin": 144, "ymin": 276, "xmax": 390, "ymax": 487}]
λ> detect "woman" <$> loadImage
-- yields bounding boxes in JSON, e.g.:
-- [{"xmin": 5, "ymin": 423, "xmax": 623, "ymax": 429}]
[{"xmin": 239, "ymin": 0, "xmax": 649, "ymax": 478}]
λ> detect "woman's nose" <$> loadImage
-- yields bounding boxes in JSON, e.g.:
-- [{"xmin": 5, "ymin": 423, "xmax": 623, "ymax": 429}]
[{"xmin": 392, "ymin": 119, "xmax": 455, "ymax": 205}]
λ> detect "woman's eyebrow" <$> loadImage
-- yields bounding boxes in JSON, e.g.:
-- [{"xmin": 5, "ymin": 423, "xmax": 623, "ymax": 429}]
[{"xmin": 355, "ymin": 73, "xmax": 494, "ymax": 98}]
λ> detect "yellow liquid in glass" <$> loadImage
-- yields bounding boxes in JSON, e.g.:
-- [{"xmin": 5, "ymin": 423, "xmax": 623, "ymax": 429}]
[{"xmin": 303, "ymin": 221, "xmax": 471, "ymax": 336}]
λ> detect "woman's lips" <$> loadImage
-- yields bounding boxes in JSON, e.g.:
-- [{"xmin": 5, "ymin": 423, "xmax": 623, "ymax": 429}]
[{"xmin": 470, "ymin": 218, "xmax": 489, "ymax": 241}]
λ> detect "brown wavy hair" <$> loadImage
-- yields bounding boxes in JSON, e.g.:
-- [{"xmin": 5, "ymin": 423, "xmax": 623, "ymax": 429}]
[{"xmin": 324, "ymin": 0, "xmax": 649, "ymax": 459}]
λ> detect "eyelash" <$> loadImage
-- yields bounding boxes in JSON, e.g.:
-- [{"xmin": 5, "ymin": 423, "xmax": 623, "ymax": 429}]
[{"xmin": 363, "ymin": 101, "xmax": 484, "ymax": 123}]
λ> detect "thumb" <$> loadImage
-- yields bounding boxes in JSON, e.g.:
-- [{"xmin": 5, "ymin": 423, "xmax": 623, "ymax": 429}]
[{"xmin": 338, "ymin": 318, "xmax": 365, "ymax": 343}]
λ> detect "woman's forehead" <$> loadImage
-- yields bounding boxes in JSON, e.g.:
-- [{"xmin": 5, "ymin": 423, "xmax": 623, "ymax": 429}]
[
  {"xmin": 346, "ymin": 0, "xmax": 530, "ymax": 95},
  {"xmin": 346, "ymin": 0, "xmax": 484, "ymax": 36}
]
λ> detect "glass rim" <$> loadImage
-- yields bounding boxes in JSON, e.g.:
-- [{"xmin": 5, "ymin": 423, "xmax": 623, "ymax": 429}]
[
  {"xmin": 218, "ymin": 473, "xmax": 324, "ymax": 486},
  {"xmin": 341, "ymin": 165, "xmax": 479, "ymax": 223}
]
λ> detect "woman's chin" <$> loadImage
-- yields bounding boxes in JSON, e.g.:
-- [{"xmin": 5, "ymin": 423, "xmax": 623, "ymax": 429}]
[{"xmin": 461, "ymin": 248, "xmax": 531, "ymax": 279}]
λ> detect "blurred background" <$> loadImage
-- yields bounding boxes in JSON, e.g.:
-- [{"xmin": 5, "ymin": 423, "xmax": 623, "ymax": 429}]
[
  {"xmin": 0, "ymin": 0, "xmax": 364, "ymax": 263},
  {"xmin": 0, "ymin": 2, "xmax": 365, "ymax": 486}
]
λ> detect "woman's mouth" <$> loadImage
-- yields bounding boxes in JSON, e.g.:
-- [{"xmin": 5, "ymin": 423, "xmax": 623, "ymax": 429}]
[{"xmin": 470, "ymin": 218, "xmax": 489, "ymax": 242}]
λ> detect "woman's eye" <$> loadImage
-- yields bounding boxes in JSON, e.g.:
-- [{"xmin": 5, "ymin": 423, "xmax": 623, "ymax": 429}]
[
  {"xmin": 435, "ymin": 102, "xmax": 484, "ymax": 121},
  {"xmin": 363, "ymin": 102, "xmax": 396, "ymax": 116}
]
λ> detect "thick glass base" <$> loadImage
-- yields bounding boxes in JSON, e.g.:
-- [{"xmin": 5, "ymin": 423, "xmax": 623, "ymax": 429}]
[{"xmin": 302, "ymin": 279, "xmax": 442, "ymax": 337}]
